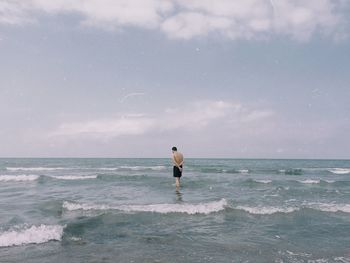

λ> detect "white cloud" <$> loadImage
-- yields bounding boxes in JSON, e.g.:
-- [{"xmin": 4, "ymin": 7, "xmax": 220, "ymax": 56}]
[
  {"xmin": 161, "ymin": 12, "xmax": 232, "ymax": 39},
  {"xmin": 50, "ymin": 115, "xmax": 156, "ymax": 138},
  {"xmin": 49, "ymin": 100, "xmax": 274, "ymax": 139},
  {"xmin": 0, "ymin": 1, "xmax": 34, "ymax": 25},
  {"xmin": 120, "ymin": 92, "xmax": 145, "ymax": 103},
  {"xmin": 162, "ymin": 100, "xmax": 242, "ymax": 130},
  {"xmin": 31, "ymin": 0, "xmax": 173, "ymax": 29},
  {"xmin": 0, "ymin": 0, "xmax": 347, "ymax": 41}
]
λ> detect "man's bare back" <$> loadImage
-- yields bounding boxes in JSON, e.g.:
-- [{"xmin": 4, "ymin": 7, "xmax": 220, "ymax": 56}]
[
  {"xmin": 173, "ymin": 151, "xmax": 184, "ymax": 169},
  {"xmin": 171, "ymin": 146, "xmax": 184, "ymax": 189}
]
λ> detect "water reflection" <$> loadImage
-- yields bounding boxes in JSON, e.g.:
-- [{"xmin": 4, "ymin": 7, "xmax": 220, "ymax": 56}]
[{"xmin": 175, "ymin": 189, "xmax": 183, "ymax": 202}]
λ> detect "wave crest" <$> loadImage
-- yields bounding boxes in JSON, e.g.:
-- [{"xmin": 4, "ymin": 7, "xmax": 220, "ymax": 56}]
[
  {"xmin": 119, "ymin": 165, "xmax": 166, "ymax": 171},
  {"xmin": 236, "ymin": 206, "xmax": 299, "ymax": 215},
  {"xmin": 309, "ymin": 203, "xmax": 350, "ymax": 213},
  {"xmin": 0, "ymin": 175, "xmax": 39, "ymax": 182},
  {"xmin": 7, "ymin": 167, "xmax": 68, "ymax": 171},
  {"xmin": 49, "ymin": 175, "xmax": 97, "ymax": 180},
  {"xmin": 0, "ymin": 224, "xmax": 64, "ymax": 247},
  {"xmin": 328, "ymin": 168, "xmax": 350, "ymax": 175},
  {"xmin": 253, "ymin": 179, "xmax": 272, "ymax": 184},
  {"xmin": 297, "ymin": 179, "xmax": 320, "ymax": 184},
  {"xmin": 63, "ymin": 199, "xmax": 227, "ymax": 215}
]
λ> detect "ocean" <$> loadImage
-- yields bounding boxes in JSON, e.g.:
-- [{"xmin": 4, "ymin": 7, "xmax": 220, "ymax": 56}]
[{"xmin": 0, "ymin": 158, "xmax": 349, "ymax": 263}]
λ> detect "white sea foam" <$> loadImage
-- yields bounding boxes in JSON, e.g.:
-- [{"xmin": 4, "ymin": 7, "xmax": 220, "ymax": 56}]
[
  {"xmin": 63, "ymin": 199, "xmax": 227, "ymax": 215},
  {"xmin": 70, "ymin": 237, "xmax": 82, "ymax": 241},
  {"xmin": 285, "ymin": 250, "xmax": 312, "ymax": 257},
  {"xmin": 119, "ymin": 165, "xmax": 166, "ymax": 171},
  {"xmin": 99, "ymin": 168, "xmax": 119, "ymax": 171},
  {"xmin": 63, "ymin": 202, "xmax": 111, "ymax": 211},
  {"xmin": 254, "ymin": 179, "xmax": 272, "ymax": 184},
  {"xmin": 236, "ymin": 206, "xmax": 299, "ymax": 215},
  {"xmin": 236, "ymin": 202, "xmax": 350, "ymax": 215},
  {"xmin": 0, "ymin": 224, "xmax": 64, "ymax": 247},
  {"xmin": 49, "ymin": 175, "xmax": 97, "ymax": 180},
  {"xmin": 324, "ymin": 180, "xmax": 335, "ymax": 183},
  {"xmin": 0, "ymin": 175, "xmax": 39, "ymax": 182},
  {"xmin": 334, "ymin": 257, "xmax": 350, "ymax": 263},
  {"xmin": 238, "ymin": 169, "xmax": 249, "ymax": 173},
  {"xmin": 309, "ymin": 203, "xmax": 350, "ymax": 213},
  {"xmin": 297, "ymin": 179, "xmax": 320, "ymax": 184},
  {"xmin": 7, "ymin": 167, "xmax": 68, "ymax": 171},
  {"xmin": 328, "ymin": 168, "xmax": 350, "ymax": 175}
]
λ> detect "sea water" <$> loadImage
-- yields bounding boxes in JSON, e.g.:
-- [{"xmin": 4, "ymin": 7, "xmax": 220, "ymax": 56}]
[{"xmin": 0, "ymin": 158, "xmax": 349, "ymax": 263}]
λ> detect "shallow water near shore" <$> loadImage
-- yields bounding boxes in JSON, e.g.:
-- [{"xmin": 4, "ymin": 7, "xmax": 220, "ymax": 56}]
[{"xmin": 0, "ymin": 158, "xmax": 350, "ymax": 263}]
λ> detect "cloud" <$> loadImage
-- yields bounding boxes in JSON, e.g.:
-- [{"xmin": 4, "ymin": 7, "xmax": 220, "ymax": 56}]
[
  {"xmin": 50, "ymin": 115, "xmax": 156, "ymax": 138},
  {"xmin": 161, "ymin": 12, "xmax": 233, "ymax": 40},
  {"xmin": 162, "ymin": 100, "xmax": 242, "ymax": 130},
  {"xmin": 0, "ymin": 1, "xmax": 34, "ymax": 25},
  {"xmin": 20, "ymin": 0, "xmax": 173, "ymax": 29},
  {"xmin": 0, "ymin": 0, "xmax": 348, "ymax": 41},
  {"xmin": 48, "ymin": 100, "xmax": 274, "ymax": 139},
  {"xmin": 120, "ymin": 92, "xmax": 145, "ymax": 103}
]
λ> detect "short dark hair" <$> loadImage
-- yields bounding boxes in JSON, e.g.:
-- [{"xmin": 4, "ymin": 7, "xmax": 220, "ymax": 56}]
[{"xmin": 172, "ymin": 146, "xmax": 177, "ymax": 151}]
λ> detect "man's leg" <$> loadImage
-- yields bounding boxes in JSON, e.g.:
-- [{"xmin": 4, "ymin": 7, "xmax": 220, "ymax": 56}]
[{"xmin": 175, "ymin": 177, "xmax": 180, "ymax": 188}]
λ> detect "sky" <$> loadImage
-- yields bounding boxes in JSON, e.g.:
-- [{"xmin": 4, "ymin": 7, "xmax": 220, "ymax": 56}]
[{"xmin": 0, "ymin": 0, "xmax": 349, "ymax": 159}]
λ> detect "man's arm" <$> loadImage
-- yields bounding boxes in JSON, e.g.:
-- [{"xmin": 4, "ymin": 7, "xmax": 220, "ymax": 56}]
[{"xmin": 172, "ymin": 155, "xmax": 180, "ymax": 167}]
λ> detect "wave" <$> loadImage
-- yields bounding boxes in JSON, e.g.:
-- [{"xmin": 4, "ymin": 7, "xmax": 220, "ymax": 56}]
[
  {"xmin": 236, "ymin": 202, "xmax": 350, "ymax": 215},
  {"xmin": 63, "ymin": 199, "xmax": 227, "ymax": 215},
  {"xmin": 297, "ymin": 179, "xmax": 320, "ymax": 184},
  {"xmin": 6, "ymin": 167, "xmax": 68, "ymax": 171},
  {"xmin": 328, "ymin": 168, "xmax": 350, "ymax": 175},
  {"xmin": 201, "ymin": 168, "xmax": 249, "ymax": 174},
  {"xmin": 323, "ymin": 180, "xmax": 336, "ymax": 183},
  {"xmin": 48, "ymin": 175, "xmax": 97, "ymax": 180},
  {"xmin": 308, "ymin": 203, "xmax": 350, "ymax": 213},
  {"xmin": 253, "ymin": 179, "xmax": 272, "ymax": 184},
  {"xmin": 0, "ymin": 175, "xmax": 39, "ymax": 182},
  {"xmin": 99, "ymin": 168, "xmax": 119, "ymax": 171},
  {"xmin": 243, "ymin": 179, "xmax": 272, "ymax": 185},
  {"xmin": 284, "ymin": 169, "xmax": 303, "ymax": 175},
  {"xmin": 294, "ymin": 179, "xmax": 338, "ymax": 184},
  {"xmin": 119, "ymin": 165, "xmax": 167, "ymax": 171},
  {"xmin": 0, "ymin": 224, "xmax": 64, "ymax": 247},
  {"xmin": 284, "ymin": 167, "xmax": 350, "ymax": 175},
  {"xmin": 236, "ymin": 206, "xmax": 299, "ymax": 215}
]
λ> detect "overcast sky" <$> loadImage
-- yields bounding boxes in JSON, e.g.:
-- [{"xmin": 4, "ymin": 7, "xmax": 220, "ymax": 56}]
[{"xmin": 0, "ymin": 0, "xmax": 349, "ymax": 158}]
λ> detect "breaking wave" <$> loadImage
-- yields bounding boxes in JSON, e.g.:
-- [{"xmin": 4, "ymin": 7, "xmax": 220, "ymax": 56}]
[
  {"xmin": 0, "ymin": 175, "xmax": 39, "ymax": 182},
  {"xmin": 99, "ymin": 168, "xmax": 119, "ymax": 171},
  {"xmin": 297, "ymin": 179, "xmax": 320, "ymax": 184},
  {"xmin": 63, "ymin": 199, "xmax": 227, "ymax": 215},
  {"xmin": 236, "ymin": 206, "xmax": 299, "ymax": 215},
  {"xmin": 308, "ymin": 203, "xmax": 350, "ymax": 213},
  {"xmin": 119, "ymin": 165, "xmax": 167, "ymax": 171},
  {"xmin": 253, "ymin": 179, "xmax": 272, "ymax": 184},
  {"xmin": 328, "ymin": 168, "xmax": 350, "ymax": 175},
  {"xmin": 0, "ymin": 224, "xmax": 64, "ymax": 247},
  {"xmin": 6, "ymin": 167, "xmax": 68, "ymax": 171},
  {"xmin": 236, "ymin": 202, "xmax": 350, "ymax": 215},
  {"xmin": 49, "ymin": 175, "xmax": 97, "ymax": 180}
]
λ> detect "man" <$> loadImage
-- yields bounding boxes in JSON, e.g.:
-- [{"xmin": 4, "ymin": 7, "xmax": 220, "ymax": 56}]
[{"xmin": 172, "ymin": 146, "xmax": 184, "ymax": 189}]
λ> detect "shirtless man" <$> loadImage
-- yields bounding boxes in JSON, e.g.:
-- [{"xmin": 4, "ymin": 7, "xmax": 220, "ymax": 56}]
[{"xmin": 172, "ymin": 146, "xmax": 184, "ymax": 189}]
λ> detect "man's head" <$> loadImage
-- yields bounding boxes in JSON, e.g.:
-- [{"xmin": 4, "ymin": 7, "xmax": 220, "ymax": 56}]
[{"xmin": 172, "ymin": 146, "xmax": 177, "ymax": 152}]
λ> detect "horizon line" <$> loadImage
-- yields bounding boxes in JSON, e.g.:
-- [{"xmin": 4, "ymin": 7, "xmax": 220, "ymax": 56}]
[{"xmin": 0, "ymin": 157, "xmax": 349, "ymax": 161}]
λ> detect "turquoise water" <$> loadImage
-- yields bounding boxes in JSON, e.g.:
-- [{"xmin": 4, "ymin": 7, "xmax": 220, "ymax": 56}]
[{"xmin": 0, "ymin": 158, "xmax": 349, "ymax": 263}]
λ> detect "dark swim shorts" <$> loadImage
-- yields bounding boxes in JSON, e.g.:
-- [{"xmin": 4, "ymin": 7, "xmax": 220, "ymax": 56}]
[{"xmin": 173, "ymin": 165, "xmax": 182, "ymax": 178}]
